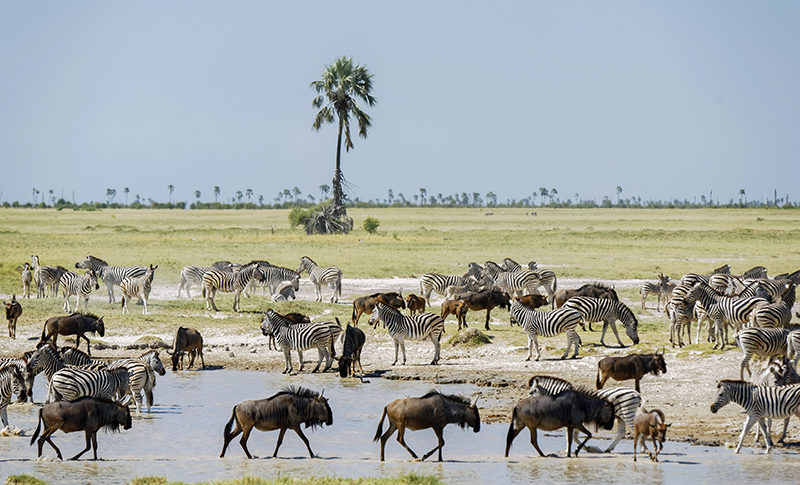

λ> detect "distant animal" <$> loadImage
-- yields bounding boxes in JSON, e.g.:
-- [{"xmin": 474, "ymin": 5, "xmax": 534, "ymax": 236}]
[
  {"xmin": 405, "ymin": 293, "xmax": 426, "ymax": 315},
  {"xmin": 457, "ymin": 290, "xmax": 511, "ymax": 331},
  {"xmin": 368, "ymin": 302, "xmax": 444, "ymax": 366},
  {"xmin": 40, "ymin": 313, "xmax": 105, "ymax": 356},
  {"xmin": 21, "ymin": 262, "xmax": 33, "ymax": 298},
  {"xmin": 0, "ymin": 363, "xmax": 27, "ymax": 427},
  {"xmin": 220, "ymin": 386, "xmax": 333, "ymax": 459},
  {"xmin": 373, "ymin": 390, "xmax": 480, "ymax": 462},
  {"xmin": 59, "ymin": 269, "xmax": 100, "ymax": 313},
  {"xmin": 30, "ymin": 397, "xmax": 132, "ymax": 461},
  {"xmin": 440, "ymin": 299, "xmax": 469, "ymax": 330},
  {"xmin": 338, "ymin": 324, "xmax": 366, "ymax": 378},
  {"xmin": 633, "ymin": 409, "xmax": 670, "ymax": 462},
  {"xmin": 297, "ymin": 256, "xmax": 343, "ymax": 303},
  {"xmin": 31, "ymin": 256, "xmax": 68, "ymax": 298},
  {"xmin": 641, "ymin": 273, "xmax": 671, "ymax": 312},
  {"xmin": 4, "ymin": 295, "xmax": 22, "ymax": 339},
  {"xmin": 167, "ymin": 326, "xmax": 205, "ymax": 371},
  {"xmin": 505, "ymin": 390, "xmax": 615, "ymax": 458},
  {"xmin": 596, "ymin": 350, "xmax": 667, "ymax": 393},
  {"xmin": 120, "ymin": 264, "xmax": 157, "ymax": 314},
  {"xmin": 509, "ymin": 301, "xmax": 583, "ymax": 361},
  {"xmin": 351, "ymin": 292, "xmax": 406, "ymax": 326},
  {"xmin": 75, "ymin": 255, "xmax": 147, "ymax": 303}
]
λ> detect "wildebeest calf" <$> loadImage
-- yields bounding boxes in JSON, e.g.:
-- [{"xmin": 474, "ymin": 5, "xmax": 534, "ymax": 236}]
[
  {"xmin": 440, "ymin": 299, "xmax": 469, "ymax": 330},
  {"xmin": 596, "ymin": 350, "xmax": 667, "ymax": 393},
  {"xmin": 633, "ymin": 408, "xmax": 670, "ymax": 462},
  {"xmin": 405, "ymin": 293, "xmax": 426, "ymax": 315},
  {"xmin": 4, "ymin": 295, "xmax": 22, "ymax": 339}
]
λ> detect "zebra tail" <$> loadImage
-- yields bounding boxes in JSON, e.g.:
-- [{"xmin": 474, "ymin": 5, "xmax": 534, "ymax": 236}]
[
  {"xmin": 30, "ymin": 408, "xmax": 43, "ymax": 446},
  {"xmin": 223, "ymin": 405, "xmax": 238, "ymax": 440},
  {"xmin": 373, "ymin": 407, "xmax": 387, "ymax": 442}
]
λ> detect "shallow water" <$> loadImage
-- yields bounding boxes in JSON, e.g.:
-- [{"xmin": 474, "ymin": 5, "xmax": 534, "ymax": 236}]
[{"xmin": 2, "ymin": 370, "xmax": 799, "ymax": 485}]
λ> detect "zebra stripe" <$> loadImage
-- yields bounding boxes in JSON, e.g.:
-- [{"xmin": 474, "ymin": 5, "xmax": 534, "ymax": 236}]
[
  {"xmin": 564, "ymin": 296, "xmax": 639, "ymax": 347},
  {"xmin": 32, "ymin": 256, "xmax": 68, "ymax": 298},
  {"xmin": 527, "ymin": 375, "xmax": 642, "ymax": 452},
  {"xmin": 297, "ymin": 256, "xmax": 342, "ymax": 303},
  {"xmin": 48, "ymin": 367, "xmax": 129, "ymax": 403},
  {"xmin": 504, "ymin": 259, "xmax": 558, "ymax": 308},
  {"xmin": 0, "ymin": 358, "xmax": 33, "ymax": 403},
  {"xmin": 21, "ymin": 262, "xmax": 33, "ymax": 299},
  {"xmin": 271, "ymin": 284, "xmax": 297, "ymax": 302},
  {"xmin": 509, "ymin": 301, "xmax": 583, "ymax": 361},
  {"xmin": 419, "ymin": 273, "xmax": 471, "ymax": 304},
  {"xmin": 368, "ymin": 302, "xmax": 444, "ymax": 366},
  {"xmin": 59, "ymin": 270, "xmax": 99, "ymax": 313},
  {"xmin": 258, "ymin": 265, "xmax": 300, "ymax": 296},
  {"xmin": 29, "ymin": 345, "xmax": 106, "ymax": 397},
  {"xmin": 177, "ymin": 261, "xmax": 234, "ymax": 298},
  {"xmin": 788, "ymin": 329, "xmax": 800, "ymax": 363},
  {"xmin": 749, "ymin": 358, "xmax": 800, "ymax": 444},
  {"xmin": 202, "ymin": 262, "xmax": 265, "ymax": 312},
  {"xmin": 681, "ymin": 284, "xmax": 768, "ymax": 350},
  {"xmin": 711, "ymin": 380, "xmax": 800, "ymax": 453},
  {"xmin": 120, "ymin": 264, "xmax": 157, "ymax": 314},
  {"xmin": 736, "ymin": 326, "xmax": 800, "ymax": 380},
  {"xmin": 751, "ymin": 286, "xmax": 795, "ymax": 328},
  {"xmin": 261, "ymin": 310, "xmax": 334, "ymax": 373},
  {"xmin": 0, "ymin": 364, "xmax": 26, "ymax": 427},
  {"xmin": 493, "ymin": 270, "xmax": 540, "ymax": 298},
  {"xmin": 76, "ymin": 255, "xmax": 147, "ymax": 303}
]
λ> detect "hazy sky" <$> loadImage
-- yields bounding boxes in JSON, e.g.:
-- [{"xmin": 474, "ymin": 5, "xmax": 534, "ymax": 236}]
[{"xmin": 1, "ymin": 1, "xmax": 799, "ymax": 206}]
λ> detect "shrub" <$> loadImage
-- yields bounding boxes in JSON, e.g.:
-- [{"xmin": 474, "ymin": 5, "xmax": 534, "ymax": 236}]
[{"xmin": 363, "ymin": 216, "xmax": 380, "ymax": 234}]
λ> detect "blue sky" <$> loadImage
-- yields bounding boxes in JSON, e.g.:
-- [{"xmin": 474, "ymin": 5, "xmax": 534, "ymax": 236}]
[{"xmin": 1, "ymin": 1, "xmax": 799, "ymax": 206}]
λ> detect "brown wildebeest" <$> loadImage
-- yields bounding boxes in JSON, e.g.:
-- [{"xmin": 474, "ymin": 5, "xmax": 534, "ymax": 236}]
[
  {"xmin": 373, "ymin": 390, "xmax": 480, "ymax": 462},
  {"xmin": 338, "ymin": 324, "xmax": 366, "ymax": 377},
  {"xmin": 39, "ymin": 313, "xmax": 105, "ymax": 356},
  {"xmin": 30, "ymin": 397, "xmax": 131, "ymax": 460},
  {"xmin": 458, "ymin": 290, "xmax": 510, "ymax": 330},
  {"xmin": 596, "ymin": 349, "xmax": 667, "ymax": 393},
  {"xmin": 505, "ymin": 390, "xmax": 615, "ymax": 458},
  {"xmin": 219, "ymin": 386, "xmax": 333, "ymax": 459},
  {"xmin": 440, "ymin": 299, "xmax": 469, "ymax": 330},
  {"xmin": 405, "ymin": 293, "xmax": 426, "ymax": 315},
  {"xmin": 167, "ymin": 326, "xmax": 205, "ymax": 371},
  {"xmin": 5, "ymin": 295, "xmax": 22, "ymax": 339},
  {"xmin": 633, "ymin": 408, "xmax": 670, "ymax": 462},
  {"xmin": 352, "ymin": 292, "xmax": 405, "ymax": 326}
]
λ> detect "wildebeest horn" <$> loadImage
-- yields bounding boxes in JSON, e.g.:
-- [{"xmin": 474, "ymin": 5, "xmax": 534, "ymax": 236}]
[
  {"xmin": 472, "ymin": 396, "xmax": 480, "ymax": 407},
  {"xmin": 320, "ymin": 389, "xmax": 324, "ymax": 398}
]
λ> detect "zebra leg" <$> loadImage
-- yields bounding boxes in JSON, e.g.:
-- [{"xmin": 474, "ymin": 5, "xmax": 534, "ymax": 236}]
[
  {"xmin": 399, "ymin": 338, "xmax": 407, "ymax": 365},
  {"xmin": 392, "ymin": 338, "xmax": 400, "ymax": 365},
  {"xmin": 282, "ymin": 347, "xmax": 292, "ymax": 374},
  {"xmin": 297, "ymin": 349, "xmax": 305, "ymax": 372},
  {"xmin": 430, "ymin": 334, "xmax": 441, "ymax": 365},
  {"xmin": 606, "ymin": 318, "xmax": 626, "ymax": 348},
  {"xmin": 758, "ymin": 418, "xmax": 774, "ymax": 453},
  {"xmin": 604, "ymin": 417, "xmax": 626, "ymax": 453},
  {"xmin": 740, "ymin": 352, "xmax": 752, "ymax": 380},
  {"xmin": 778, "ymin": 417, "xmax": 790, "ymax": 443},
  {"xmin": 142, "ymin": 296, "xmax": 149, "ymax": 315},
  {"xmin": 122, "ymin": 296, "xmax": 129, "ymax": 314},
  {"xmin": 734, "ymin": 415, "xmax": 759, "ymax": 453}
]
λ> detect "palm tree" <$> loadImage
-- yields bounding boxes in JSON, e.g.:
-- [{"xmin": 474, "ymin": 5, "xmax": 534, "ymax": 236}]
[
  {"xmin": 235, "ymin": 191, "xmax": 243, "ymax": 203},
  {"xmin": 319, "ymin": 184, "xmax": 330, "ymax": 200},
  {"xmin": 106, "ymin": 188, "xmax": 116, "ymax": 204},
  {"xmin": 168, "ymin": 185, "xmax": 174, "ymax": 204},
  {"xmin": 311, "ymin": 56, "xmax": 376, "ymax": 218},
  {"xmin": 292, "ymin": 187, "xmax": 301, "ymax": 204},
  {"xmin": 195, "ymin": 190, "xmax": 201, "ymax": 203},
  {"xmin": 739, "ymin": 188, "xmax": 746, "ymax": 207},
  {"xmin": 616, "ymin": 186, "xmax": 622, "ymax": 204},
  {"xmin": 246, "ymin": 189, "xmax": 253, "ymax": 201},
  {"xmin": 214, "ymin": 186, "xmax": 220, "ymax": 202},
  {"xmin": 124, "ymin": 187, "xmax": 130, "ymax": 205}
]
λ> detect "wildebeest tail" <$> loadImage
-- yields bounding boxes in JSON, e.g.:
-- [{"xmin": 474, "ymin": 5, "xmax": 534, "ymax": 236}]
[
  {"xmin": 372, "ymin": 407, "xmax": 387, "ymax": 442},
  {"xmin": 223, "ymin": 405, "xmax": 238, "ymax": 439},
  {"xmin": 596, "ymin": 366, "xmax": 602, "ymax": 389},
  {"xmin": 351, "ymin": 303, "xmax": 357, "ymax": 323},
  {"xmin": 30, "ymin": 408, "xmax": 43, "ymax": 446},
  {"xmin": 505, "ymin": 405, "xmax": 519, "ymax": 453}
]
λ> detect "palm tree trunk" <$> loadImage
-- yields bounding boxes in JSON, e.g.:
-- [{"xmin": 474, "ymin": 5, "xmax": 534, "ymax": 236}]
[{"xmin": 332, "ymin": 116, "xmax": 346, "ymax": 218}]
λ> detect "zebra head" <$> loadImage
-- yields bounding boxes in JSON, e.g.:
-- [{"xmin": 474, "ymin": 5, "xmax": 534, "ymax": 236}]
[
  {"xmin": 142, "ymin": 350, "xmax": 166, "ymax": 376},
  {"xmin": 710, "ymin": 380, "xmax": 738, "ymax": 414},
  {"xmin": 260, "ymin": 311, "xmax": 275, "ymax": 336},
  {"xmin": 368, "ymin": 303, "xmax": 389, "ymax": 327}
]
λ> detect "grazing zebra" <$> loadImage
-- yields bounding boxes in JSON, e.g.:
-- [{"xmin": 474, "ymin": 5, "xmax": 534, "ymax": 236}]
[
  {"xmin": 59, "ymin": 270, "xmax": 100, "ymax": 313},
  {"xmin": 504, "ymin": 259, "xmax": 558, "ymax": 308},
  {"xmin": 258, "ymin": 265, "xmax": 301, "ymax": 297},
  {"xmin": 177, "ymin": 261, "xmax": 234, "ymax": 298},
  {"xmin": 32, "ymin": 256, "xmax": 68, "ymax": 298},
  {"xmin": 680, "ymin": 283, "xmax": 768, "ymax": 350},
  {"xmin": 75, "ymin": 255, "xmax": 147, "ymax": 303},
  {"xmin": 296, "ymin": 256, "xmax": 342, "ymax": 303},
  {"xmin": 528, "ymin": 375, "xmax": 643, "ymax": 453},
  {"xmin": 260, "ymin": 309, "xmax": 334, "ymax": 373},
  {"xmin": 641, "ymin": 274, "xmax": 671, "ymax": 312},
  {"xmin": 509, "ymin": 301, "xmax": 583, "ymax": 361},
  {"xmin": 736, "ymin": 326, "xmax": 800, "ymax": 380},
  {"xmin": 751, "ymin": 284, "xmax": 796, "ymax": 328},
  {"xmin": 21, "ymin": 262, "xmax": 33, "ymax": 298},
  {"xmin": 368, "ymin": 302, "xmax": 444, "ymax": 366},
  {"xmin": 0, "ymin": 358, "xmax": 32, "ymax": 403},
  {"xmin": 120, "ymin": 264, "xmax": 157, "ymax": 314},
  {"xmin": 48, "ymin": 367, "xmax": 129, "ymax": 403},
  {"xmin": 419, "ymin": 273, "xmax": 472, "ymax": 304},
  {"xmin": 564, "ymin": 296, "xmax": 639, "ymax": 347},
  {"xmin": 202, "ymin": 262, "xmax": 265, "ymax": 312},
  {"xmin": 710, "ymin": 379, "xmax": 800, "ymax": 453},
  {"xmin": 1, "ymin": 364, "xmax": 26, "ymax": 427}
]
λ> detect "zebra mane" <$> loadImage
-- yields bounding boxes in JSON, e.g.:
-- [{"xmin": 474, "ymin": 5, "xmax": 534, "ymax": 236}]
[
  {"xmin": 712, "ymin": 264, "xmax": 731, "ymax": 274},
  {"xmin": 270, "ymin": 385, "xmax": 322, "ymax": 400},
  {"xmin": 420, "ymin": 389, "xmax": 472, "ymax": 405},
  {"xmin": 61, "ymin": 346, "xmax": 92, "ymax": 360},
  {"xmin": 718, "ymin": 379, "xmax": 752, "ymax": 387},
  {"xmin": 137, "ymin": 349, "xmax": 159, "ymax": 359},
  {"xmin": 87, "ymin": 255, "xmax": 109, "ymax": 266},
  {"xmin": 55, "ymin": 265, "xmax": 69, "ymax": 271},
  {"xmin": 301, "ymin": 256, "xmax": 316, "ymax": 264},
  {"xmin": 527, "ymin": 374, "xmax": 574, "ymax": 390}
]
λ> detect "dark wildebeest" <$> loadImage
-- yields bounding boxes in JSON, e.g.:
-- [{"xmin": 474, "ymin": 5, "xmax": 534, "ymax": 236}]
[
  {"xmin": 4, "ymin": 295, "xmax": 22, "ymax": 339},
  {"xmin": 505, "ymin": 390, "xmax": 615, "ymax": 458},
  {"xmin": 338, "ymin": 324, "xmax": 366, "ymax": 377},
  {"xmin": 633, "ymin": 409, "xmax": 670, "ymax": 462},
  {"xmin": 440, "ymin": 299, "xmax": 469, "ymax": 330},
  {"xmin": 352, "ymin": 292, "xmax": 406, "ymax": 326},
  {"xmin": 40, "ymin": 313, "xmax": 105, "ymax": 356},
  {"xmin": 458, "ymin": 290, "xmax": 510, "ymax": 330},
  {"xmin": 373, "ymin": 390, "xmax": 480, "ymax": 462},
  {"xmin": 30, "ymin": 397, "xmax": 132, "ymax": 460},
  {"xmin": 405, "ymin": 293, "xmax": 426, "ymax": 315},
  {"xmin": 167, "ymin": 326, "xmax": 205, "ymax": 371},
  {"xmin": 554, "ymin": 283, "xmax": 618, "ymax": 330},
  {"xmin": 596, "ymin": 349, "xmax": 667, "ymax": 393},
  {"xmin": 219, "ymin": 386, "xmax": 333, "ymax": 459}
]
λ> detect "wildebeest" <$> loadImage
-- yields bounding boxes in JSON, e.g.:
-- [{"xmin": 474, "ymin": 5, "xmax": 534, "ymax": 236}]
[
  {"xmin": 440, "ymin": 299, "xmax": 469, "ymax": 330},
  {"xmin": 167, "ymin": 326, "xmax": 205, "ymax": 371},
  {"xmin": 338, "ymin": 324, "xmax": 366, "ymax": 378},
  {"xmin": 352, "ymin": 292, "xmax": 405, "ymax": 326},
  {"xmin": 373, "ymin": 390, "xmax": 480, "ymax": 462},
  {"xmin": 554, "ymin": 283, "xmax": 618, "ymax": 329},
  {"xmin": 219, "ymin": 386, "xmax": 333, "ymax": 459},
  {"xmin": 39, "ymin": 313, "xmax": 105, "ymax": 356},
  {"xmin": 30, "ymin": 397, "xmax": 132, "ymax": 460},
  {"xmin": 405, "ymin": 293, "xmax": 426, "ymax": 315},
  {"xmin": 458, "ymin": 289, "xmax": 510, "ymax": 330},
  {"xmin": 633, "ymin": 409, "xmax": 670, "ymax": 462},
  {"xmin": 5, "ymin": 295, "xmax": 22, "ymax": 339},
  {"xmin": 505, "ymin": 390, "xmax": 615, "ymax": 457},
  {"xmin": 596, "ymin": 350, "xmax": 667, "ymax": 393}
]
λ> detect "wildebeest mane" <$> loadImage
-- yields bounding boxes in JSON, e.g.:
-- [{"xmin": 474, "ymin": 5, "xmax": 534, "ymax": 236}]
[
  {"xmin": 268, "ymin": 385, "xmax": 320, "ymax": 400},
  {"xmin": 421, "ymin": 389, "xmax": 471, "ymax": 405},
  {"xmin": 587, "ymin": 282, "xmax": 614, "ymax": 292}
]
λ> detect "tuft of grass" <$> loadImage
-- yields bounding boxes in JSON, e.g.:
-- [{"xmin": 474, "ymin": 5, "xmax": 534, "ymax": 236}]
[
  {"xmin": 126, "ymin": 473, "xmax": 444, "ymax": 485},
  {"xmin": 5, "ymin": 476, "xmax": 50, "ymax": 485}
]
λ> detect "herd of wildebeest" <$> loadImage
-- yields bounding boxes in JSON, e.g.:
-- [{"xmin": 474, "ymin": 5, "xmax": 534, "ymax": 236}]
[{"xmin": 2, "ymin": 254, "xmax": 800, "ymax": 463}]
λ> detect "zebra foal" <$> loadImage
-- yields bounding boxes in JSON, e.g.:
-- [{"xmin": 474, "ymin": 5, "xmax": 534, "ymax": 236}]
[
  {"xmin": 368, "ymin": 302, "xmax": 444, "ymax": 366},
  {"xmin": 297, "ymin": 256, "xmax": 342, "ymax": 303},
  {"xmin": 121, "ymin": 264, "xmax": 157, "ymax": 314},
  {"xmin": 509, "ymin": 301, "xmax": 583, "ymax": 361}
]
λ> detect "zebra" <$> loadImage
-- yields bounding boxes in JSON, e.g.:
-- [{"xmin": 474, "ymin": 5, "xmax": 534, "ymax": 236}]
[
  {"xmin": 527, "ymin": 375, "xmax": 643, "ymax": 453},
  {"xmin": 736, "ymin": 326, "xmax": 800, "ymax": 380},
  {"xmin": 491, "ymin": 270, "xmax": 540, "ymax": 298},
  {"xmin": 296, "ymin": 256, "xmax": 342, "ymax": 303},
  {"xmin": 640, "ymin": 273, "xmax": 671, "ymax": 312},
  {"xmin": 750, "ymin": 283, "xmax": 796, "ymax": 328},
  {"xmin": 419, "ymin": 273, "xmax": 472, "ymax": 304},
  {"xmin": 120, "ymin": 264, "xmax": 157, "ymax": 314},
  {"xmin": 368, "ymin": 302, "xmax": 444, "ymax": 366},
  {"xmin": 31, "ymin": 256, "xmax": 68, "ymax": 298},
  {"xmin": 59, "ymin": 270, "xmax": 100, "ymax": 313},
  {"xmin": 504, "ymin": 259, "xmax": 558, "ymax": 308},
  {"xmin": 509, "ymin": 300, "xmax": 583, "ymax": 361},
  {"xmin": 749, "ymin": 358, "xmax": 800, "ymax": 444},
  {"xmin": 258, "ymin": 265, "xmax": 301, "ymax": 297},
  {"xmin": 28, "ymin": 345, "xmax": 107, "ymax": 401},
  {"xmin": 563, "ymin": 296, "xmax": 639, "ymax": 347},
  {"xmin": 680, "ymin": 283, "xmax": 768, "ymax": 350},
  {"xmin": 76, "ymin": 255, "xmax": 147, "ymax": 303},
  {"xmin": 109, "ymin": 350, "xmax": 166, "ymax": 414},
  {"xmin": 788, "ymin": 329, "xmax": 800, "ymax": 364},
  {"xmin": 0, "ymin": 358, "xmax": 32, "ymax": 403},
  {"xmin": 260, "ymin": 309, "xmax": 334, "ymax": 373},
  {"xmin": 48, "ymin": 366, "xmax": 130, "ymax": 403},
  {"xmin": 202, "ymin": 262, "xmax": 265, "ymax": 312},
  {"xmin": 271, "ymin": 283, "xmax": 297, "ymax": 302},
  {"xmin": 21, "ymin": 262, "xmax": 33, "ymax": 298},
  {"xmin": 680, "ymin": 263, "xmax": 731, "ymax": 287},
  {"xmin": 665, "ymin": 283, "xmax": 698, "ymax": 347},
  {"xmin": 710, "ymin": 379, "xmax": 800, "ymax": 453},
  {"xmin": 0, "ymin": 364, "xmax": 26, "ymax": 427},
  {"xmin": 176, "ymin": 261, "xmax": 234, "ymax": 298}
]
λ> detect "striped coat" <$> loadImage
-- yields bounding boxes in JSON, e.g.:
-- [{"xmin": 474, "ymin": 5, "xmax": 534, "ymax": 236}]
[
  {"xmin": 120, "ymin": 264, "xmax": 157, "ymax": 314},
  {"xmin": 0, "ymin": 364, "xmax": 26, "ymax": 427},
  {"xmin": 48, "ymin": 367, "xmax": 129, "ymax": 403},
  {"xmin": 368, "ymin": 302, "xmax": 444, "ymax": 366},
  {"xmin": 202, "ymin": 262, "xmax": 265, "ymax": 312},
  {"xmin": 509, "ymin": 301, "xmax": 583, "ymax": 361},
  {"xmin": 261, "ymin": 310, "xmax": 334, "ymax": 373},
  {"xmin": 75, "ymin": 255, "xmax": 147, "ymax": 303},
  {"xmin": 297, "ymin": 256, "xmax": 342, "ymax": 303},
  {"xmin": 59, "ymin": 270, "xmax": 99, "ymax": 313},
  {"xmin": 564, "ymin": 296, "xmax": 639, "ymax": 347}
]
